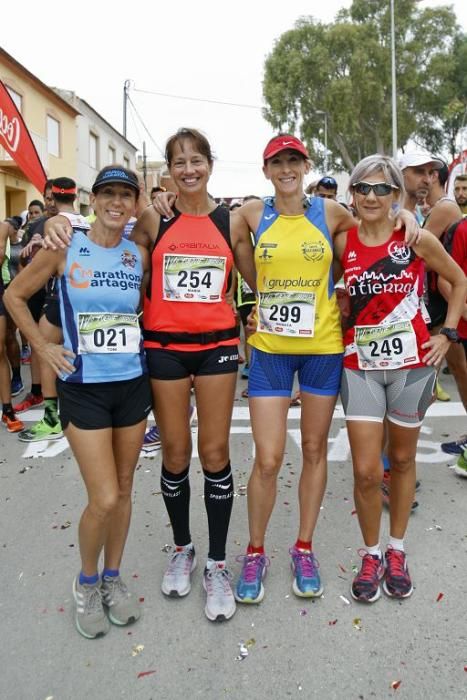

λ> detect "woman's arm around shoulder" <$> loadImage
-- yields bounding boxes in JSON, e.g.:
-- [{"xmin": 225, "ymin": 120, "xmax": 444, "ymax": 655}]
[{"xmin": 130, "ymin": 206, "xmax": 161, "ymax": 249}]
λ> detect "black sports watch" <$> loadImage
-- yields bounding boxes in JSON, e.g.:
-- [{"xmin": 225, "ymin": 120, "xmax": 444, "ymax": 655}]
[{"xmin": 439, "ymin": 327, "xmax": 460, "ymax": 343}]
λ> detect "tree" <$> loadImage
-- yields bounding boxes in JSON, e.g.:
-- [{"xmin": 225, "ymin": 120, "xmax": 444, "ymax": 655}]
[{"xmin": 262, "ymin": 0, "xmax": 465, "ymax": 172}]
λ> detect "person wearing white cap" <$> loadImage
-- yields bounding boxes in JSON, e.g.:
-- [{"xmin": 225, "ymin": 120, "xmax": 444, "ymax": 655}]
[{"xmin": 399, "ymin": 152, "xmax": 444, "ymax": 216}]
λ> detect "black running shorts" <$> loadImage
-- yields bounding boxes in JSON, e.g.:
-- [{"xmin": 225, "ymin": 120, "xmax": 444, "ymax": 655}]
[
  {"xmin": 57, "ymin": 374, "xmax": 152, "ymax": 430},
  {"xmin": 146, "ymin": 345, "xmax": 239, "ymax": 380}
]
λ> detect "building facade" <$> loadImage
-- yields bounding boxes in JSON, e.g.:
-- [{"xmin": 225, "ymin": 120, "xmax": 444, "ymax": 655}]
[
  {"xmin": 0, "ymin": 48, "xmax": 79, "ymax": 220},
  {"xmin": 53, "ymin": 90, "xmax": 137, "ymax": 215}
]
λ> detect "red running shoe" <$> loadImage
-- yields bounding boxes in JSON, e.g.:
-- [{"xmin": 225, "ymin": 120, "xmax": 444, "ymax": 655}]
[
  {"xmin": 383, "ymin": 547, "xmax": 413, "ymax": 598},
  {"xmin": 2, "ymin": 413, "xmax": 25, "ymax": 433},
  {"xmin": 351, "ymin": 550, "xmax": 384, "ymax": 603},
  {"xmin": 13, "ymin": 393, "xmax": 44, "ymax": 413}
]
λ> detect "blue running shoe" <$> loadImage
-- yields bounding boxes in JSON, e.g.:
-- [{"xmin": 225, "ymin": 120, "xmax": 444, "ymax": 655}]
[
  {"xmin": 11, "ymin": 377, "xmax": 24, "ymax": 397},
  {"xmin": 441, "ymin": 435, "xmax": 467, "ymax": 456},
  {"xmin": 143, "ymin": 425, "xmax": 161, "ymax": 448},
  {"xmin": 290, "ymin": 547, "xmax": 323, "ymax": 598},
  {"xmin": 235, "ymin": 553, "xmax": 269, "ymax": 604}
]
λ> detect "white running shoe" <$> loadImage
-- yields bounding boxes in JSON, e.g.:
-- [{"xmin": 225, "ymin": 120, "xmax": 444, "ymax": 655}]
[
  {"xmin": 161, "ymin": 545, "xmax": 197, "ymax": 597},
  {"xmin": 203, "ymin": 562, "xmax": 236, "ymax": 621}
]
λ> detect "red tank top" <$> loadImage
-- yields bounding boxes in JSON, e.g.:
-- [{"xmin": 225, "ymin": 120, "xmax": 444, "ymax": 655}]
[
  {"xmin": 342, "ymin": 227, "xmax": 430, "ymax": 370},
  {"xmin": 143, "ymin": 206, "xmax": 239, "ymax": 351}
]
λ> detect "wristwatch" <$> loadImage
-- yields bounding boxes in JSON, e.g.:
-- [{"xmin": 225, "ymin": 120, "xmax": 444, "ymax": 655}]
[{"xmin": 439, "ymin": 327, "xmax": 460, "ymax": 343}]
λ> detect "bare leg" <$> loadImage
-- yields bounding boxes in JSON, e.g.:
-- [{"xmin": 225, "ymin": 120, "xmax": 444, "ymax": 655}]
[
  {"xmin": 347, "ymin": 420, "xmax": 385, "ymax": 546},
  {"xmin": 0, "ymin": 317, "xmax": 11, "ymax": 404},
  {"xmin": 386, "ymin": 421, "xmax": 420, "ymax": 539},
  {"xmin": 297, "ymin": 393, "xmax": 337, "ymax": 541},
  {"xmin": 247, "ymin": 396, "xmax": 290, "ymax": 547},
  {"xmin": 103, "ymin": 419, "xmax": 147, "ymax": 570}
]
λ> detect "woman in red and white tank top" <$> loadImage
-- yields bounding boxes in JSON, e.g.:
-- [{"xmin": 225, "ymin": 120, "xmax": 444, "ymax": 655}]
[
  {"xmin": 334, "ymin": 154, "xmax": 465, "ymax": 604},
  {"xmin": 131, "ymin": 128, "xmax": 256, "ymax": 622}
]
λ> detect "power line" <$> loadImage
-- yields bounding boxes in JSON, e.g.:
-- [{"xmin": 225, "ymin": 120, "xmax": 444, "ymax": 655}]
[
  {"xmin": 126, "ymin": 94, "xmax": 165, "ymax": 158},
  {"xmin": 132, "ymin": 86, "xmax": 262, "ymax": 111}
]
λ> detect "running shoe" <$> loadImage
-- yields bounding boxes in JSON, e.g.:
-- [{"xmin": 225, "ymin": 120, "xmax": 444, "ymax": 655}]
[
  {"xmin": 241, "ymin": 365, "xmax": 249, "ymax": 380},
  {"xmin": 290, "ymin": 546, "xmax": 323, "ymax": 598},
  {"xmin": 2, "ymin": 413, "xmax": 24, "ymax": 433},
  {"xmin": 11, "ymin": 377, "xmax": 24, "ymax": 397},
  {"xmin": 383, "ymin": 547, "xmax": 413, "ymax": 598},
  {"xmin": 203, "ymin": 563, "xmax": 236, "ymax": 621},
  {"xmin": 143, "ymin": 424, "xmax": 161, "ymax": 448},
  {"xmin": 13, "ymin": 393, "xmax": 44, "ymax": 413},
  {"xmin": 241, "ymin": 388, "xmax": 249, "ymax": 399},
  {"xmin": 351, "ymin": 550, "xmax": 385, "ymax": 603},
  {"xmin": 435, "ymin": 380, "xmax": 451, "ymax": 402},
  {"xmin": 72, "ymin": 576, "xmax": 110, "ymax": 639},
  {"xmin": 101, "ymin": 575, "xmax": 140, "ymax": 625},
  {"xmin": 161, "ymin": 545, "xmax": 197, "ymax": 597},
  {"xmin": 18, "ymin": 418, "xmax": 63, "ymax": 442},
  {"xmin": 381, "ymin": 472, "xmax": 419, "ymax": 511},
  {"xmin": 440, "ymin": 435, "xmax": 467, "ymax": 456},
  {"xmin": 235, "ymin": 553, "xmax": 269, "ymax": 604},
  {"xmin": 454, "ymin": 450, "xmax": 467, "ymax": 478},
  {"xmin": 20, "ymin": 346, "xmax": 31, "ymax": 364}
]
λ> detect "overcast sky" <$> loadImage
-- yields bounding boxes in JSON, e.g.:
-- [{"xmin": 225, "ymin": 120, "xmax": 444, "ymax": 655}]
[{"xmin": 2, "ymin": 0, "xmax": 467, "ymax": 196}]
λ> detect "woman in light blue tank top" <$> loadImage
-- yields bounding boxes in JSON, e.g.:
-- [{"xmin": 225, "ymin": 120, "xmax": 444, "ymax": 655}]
[{"xmin": 5, "ymin": 166, "xmax": 152, "ymax": 640}]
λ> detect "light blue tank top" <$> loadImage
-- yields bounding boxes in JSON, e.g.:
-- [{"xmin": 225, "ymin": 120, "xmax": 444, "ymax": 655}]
[{"xmin": 59, "ymin": 231, "xmax": 145, "ymax": 383}]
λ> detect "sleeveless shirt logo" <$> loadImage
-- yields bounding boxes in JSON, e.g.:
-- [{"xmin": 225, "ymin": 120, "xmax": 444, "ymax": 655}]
[
  {"xmin": 121, "ymin": 250, "xmax": 137, "ymax": 268},
  {"xmin": 388, "ymin": 241, "xmax": 411, "ymax": 265},
  {"xmin": 301, "ymin": 240, "xmax": 325, "ymax": 262}
]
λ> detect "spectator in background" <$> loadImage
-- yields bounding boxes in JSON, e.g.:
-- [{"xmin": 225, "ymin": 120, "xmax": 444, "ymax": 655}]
[
  {"xmin": 453, "ymin": 174, "xmax": 467, "ymax": 217},
  {"xmin": 315, "ymin": 176, "xmax": 338, "ymax": 200}
]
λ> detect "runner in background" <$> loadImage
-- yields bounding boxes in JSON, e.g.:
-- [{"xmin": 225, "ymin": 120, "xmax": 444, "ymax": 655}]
[{"xmin": 0, "ymin": 219, "xmax": 24, "ymax": 432}]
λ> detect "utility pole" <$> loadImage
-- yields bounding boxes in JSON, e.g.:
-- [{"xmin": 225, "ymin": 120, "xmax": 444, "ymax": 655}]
[
  {"xmin": 142, "ymin": 140, "xmax": 147, "ymax": 191},
  {"xmin": 316, "ymin": 110, "xmax": 328, "ymax": 173},
  {"xmin": 123, "ymin": 79, "xmax": 131, "ymax": 139}
]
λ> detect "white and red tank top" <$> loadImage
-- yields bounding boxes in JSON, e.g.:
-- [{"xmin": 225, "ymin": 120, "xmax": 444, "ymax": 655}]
[
  {"xmin": 342, "ymin": 226, "xmax": 430, "ymax": 370},
  {"xmin": 143, "ymin": 206, "xmax": 239, "ymax": 352}
]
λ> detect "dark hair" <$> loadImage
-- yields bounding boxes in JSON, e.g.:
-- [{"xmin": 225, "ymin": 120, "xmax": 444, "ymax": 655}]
[
  {"xmin": 43, "ymin": 179, "xmax": 53, "ymax": 196},
  {"xmin": 28, "ymin": 199, "xmax": 44, "ymax": 211},
  {"xmin": 454, "ymin": 173, "xmax": 467, "ymax": 183},
  {"xmin": 150, "ymin": 186, "xmax": 166, "ymax": 195},
  {"xmin": 165, "ymin": 128, "xmax": 214, "ymax": 166},
  {"xmin": 243, "ymin": 195, "xmax": 261, "ymax": 202},
  {"xmin": 317, "ymin": 176, "xmax": 338, "ymax": 191},
  {"xmin": 52, "ymin": 177, "xmax": 77, "ymax": 205},
  {"xmin": 435, "ymin": 161, "xmax": 449, "ymax": 187}
]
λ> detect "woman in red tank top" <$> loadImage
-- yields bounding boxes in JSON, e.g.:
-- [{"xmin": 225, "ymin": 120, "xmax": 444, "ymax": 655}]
[
  {"xmin": 333, "ymin": 155, "xmax": 465, "ymax": 604},
  {"xmin": 131, "ymin": 128, "xmax": 255, "ymax": 622}
]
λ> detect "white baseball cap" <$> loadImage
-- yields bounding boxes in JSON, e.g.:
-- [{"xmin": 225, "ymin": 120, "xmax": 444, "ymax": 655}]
[{"xmin": 399, "ymin": 152, "xmax": 445, "ymax": 170}]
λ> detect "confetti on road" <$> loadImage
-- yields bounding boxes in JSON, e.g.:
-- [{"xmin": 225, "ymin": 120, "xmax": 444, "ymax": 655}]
[
  {"xmin": 352, "ymin": 617, "xmax": 362, "ymax": 630},
  {"xmin": 391, "ymin": 680, "xmax": 402, "ymax": 690},
  {"xmin": 137, "ymin": 670, "xmax": 156, "ymax": 679},
  {"xmin": 340, "ymin": 595, "xmax": 351, "ymax": 605},
  {"xmin": 328, "ymin": 619, "xmax": 338, "ymax": 626},
  {"xmin": 436, "ymin": 592, "xmax": 444, "ymax": 602},
  {"xmin": 131, "ymin": 644, "xmax": 144, "ymax": 657}
]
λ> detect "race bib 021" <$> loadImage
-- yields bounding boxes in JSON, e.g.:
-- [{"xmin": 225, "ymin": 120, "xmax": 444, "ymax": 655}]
[
  {"xmin": 77, "ymin": 313, "xmax": 140, "ymax": 354},
  {"xmin": 258, "ymin": 291, "xmax": 316, "ymax": 337},
  {"xmin": 163, "ymin": 254, "xmax": 226, "ymax": 303}
]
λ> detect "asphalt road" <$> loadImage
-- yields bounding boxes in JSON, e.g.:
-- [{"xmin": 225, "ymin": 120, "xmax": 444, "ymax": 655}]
[{"xmin": 1, "ymin": 368, "xmax": 466, "ymax": 700}]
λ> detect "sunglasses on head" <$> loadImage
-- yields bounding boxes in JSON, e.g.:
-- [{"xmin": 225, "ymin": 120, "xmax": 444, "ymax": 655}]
[{"xmin": 353, "ymin": 181, "xmax": 397, "ymax": 196}]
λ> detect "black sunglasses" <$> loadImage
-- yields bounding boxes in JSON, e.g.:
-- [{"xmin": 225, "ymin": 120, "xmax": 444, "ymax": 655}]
[{"xmin": 353, "ymin": 181, "xmax": 397, "ymax": 196}]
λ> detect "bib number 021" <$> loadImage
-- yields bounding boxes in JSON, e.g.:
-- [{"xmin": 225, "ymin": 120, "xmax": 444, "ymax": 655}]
[{"xmin": 78, "ymin": 313, "xmax": 140, "ymax": 354}]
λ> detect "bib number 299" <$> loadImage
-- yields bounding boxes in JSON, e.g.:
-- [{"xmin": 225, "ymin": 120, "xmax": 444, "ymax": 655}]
[{"xmin": 269, "ymin": 305, "xmax": 301, "ymax": 324}]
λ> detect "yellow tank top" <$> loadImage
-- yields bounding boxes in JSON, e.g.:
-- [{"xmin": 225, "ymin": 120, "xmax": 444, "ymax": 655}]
[{"xmin": 249, "ymin": 197, "xmax": 343, "ymax": 355}]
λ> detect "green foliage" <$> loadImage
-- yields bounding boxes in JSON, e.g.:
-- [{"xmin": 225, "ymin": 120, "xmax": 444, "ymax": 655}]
[{"xmin": 262, "ymin": 0, "xmax": 466, "ymax": 171}]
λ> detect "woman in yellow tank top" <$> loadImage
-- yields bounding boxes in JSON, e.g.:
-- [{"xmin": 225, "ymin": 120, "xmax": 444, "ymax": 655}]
[{"xmin": 231, "ymin": 135, "xmax": 358, "ymax": 602}]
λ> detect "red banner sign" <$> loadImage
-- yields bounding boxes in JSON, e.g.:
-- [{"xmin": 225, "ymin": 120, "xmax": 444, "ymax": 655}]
[{"xmin": 0, "ymin": 79, "xmax": 47, "ymax": 193}]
